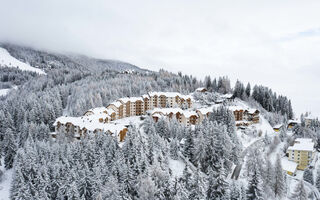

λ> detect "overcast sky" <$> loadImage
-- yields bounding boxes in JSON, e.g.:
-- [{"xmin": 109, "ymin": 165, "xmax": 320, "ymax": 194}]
[{"xmin": 0, "ymin": 0, "xmax": 319, "ymax": 118}]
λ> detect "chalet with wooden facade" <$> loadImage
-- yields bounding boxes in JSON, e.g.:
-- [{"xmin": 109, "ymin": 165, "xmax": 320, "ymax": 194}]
[{"xmin": 195, "ymin": 87, "xmax": 207, "ymax": 93}]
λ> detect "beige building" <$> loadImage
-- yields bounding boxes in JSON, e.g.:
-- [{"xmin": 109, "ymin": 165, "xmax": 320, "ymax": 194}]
[
  {"xmin": 54, "ymin": 116, "xmax": 128, "ymax": 142},
  {"xmin": 54, "ymin": 91, "xmax": 194, "ymax": 142},
  {"xmin": 149, "ymin": 108, "xmax": 199, "ymax": 126},
  {"xmin": 287, "ymin": 138, "xmax": 315, "ymax": 170},
  {"xmin": 107, "ymin": 101, "xmax": 124, "ymax": 120}
]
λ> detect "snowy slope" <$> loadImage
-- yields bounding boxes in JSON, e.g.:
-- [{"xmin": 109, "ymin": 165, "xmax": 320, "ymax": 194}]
[
  {"xmin": 0, "ymin": 89, "xmax": 10, "ymax": 97},
  {"xmin": 0, "ymin": 47, "xmax": 45, "ymax": 74},
  {"xmin": 0, "ymin": 160, "xmax": 13, "ymax": 200},
  {"xmin": 0, "ymin": 86, "xmax": 18, "ymax": 97}
]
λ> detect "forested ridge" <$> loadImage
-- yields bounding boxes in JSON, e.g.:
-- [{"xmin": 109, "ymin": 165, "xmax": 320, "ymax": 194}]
[{"xmin": 1, "ymin": 44, "xmax": 319, "ymax": 200}]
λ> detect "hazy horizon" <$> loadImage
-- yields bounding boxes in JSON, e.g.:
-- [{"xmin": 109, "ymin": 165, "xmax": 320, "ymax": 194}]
[{"xmin": 0, "ymin": 0, "xmax": 319, "ymax": 118}]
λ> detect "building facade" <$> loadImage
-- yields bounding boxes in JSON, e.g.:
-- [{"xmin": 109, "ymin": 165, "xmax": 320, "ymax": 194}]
[{"xmin": 286, "ymin": 138, "xmax": 315, "ymax": 170}]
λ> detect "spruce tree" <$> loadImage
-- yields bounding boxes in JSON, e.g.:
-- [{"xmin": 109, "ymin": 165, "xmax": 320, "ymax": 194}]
[
  {"xmin": 206, "ymin": 163, "xmax": 229, "ymax": 200},
  {"xmin": 245, "ymin": 82, "xmax": 251, "ymax": 97},
  {"xmin": 4, "ymin": 128, "xmax": 17, "ymax": 169},
  {"xmin": 273, "ymin": 155, "xmax": 285, "ymax": 198},
  {"xmin": 229, "ymin": 181, "xmax": 241, "ymax": 200},
  {"xmin": 246, "ymin": 158, "xmax": 264, "ymax": 200},
  {"xmin": 290, "ymin": 180, "xmax": 308, "ymax": 200},
  {"xmin": 303, "ymin": 167, "xmax": 314, "ymax": 185}
]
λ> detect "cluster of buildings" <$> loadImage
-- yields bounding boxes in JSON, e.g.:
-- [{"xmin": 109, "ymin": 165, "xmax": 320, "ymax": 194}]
[
  {"xmin": 54, "ymin": 92, "xmax": 192, "ymax": 142},
  {"xmin": 149, "ymin": 105, "xmax": 260, "ymax": 127},
  {"xmin": 53, "ymin": 89, "xmax": 261, "ymax": 142},
  {"xmin": 282, "ymin": 138, "xmax": 316, "ymax": 175},
  {"xmin": 273, "ymin": 120, "xmax": 300, "ymax": 132}
]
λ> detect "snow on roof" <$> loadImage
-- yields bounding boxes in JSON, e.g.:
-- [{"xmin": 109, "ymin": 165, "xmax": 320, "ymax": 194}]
[
  {"xmin": 54, "ymin": 116, "xmax": 126, "ymax": 133},
  {"xmin": 195, "ymin": 87, "xmax": 206, "ymax": 91},
  {"xmin": 118, "ymin": 96, "xmax": 143, "ymax": 103},
  {"xmin": 148, "ymin": 91, "xmax": 192, "ymax": 99},
  {"xmin": 273, "ymin": 124, "xmax": 283, "ymax": 129},
  {"xmin": 196, "ymin": 107, "xmax": 214, "ymax": 115},
  {"xmin": 281, "ymin": 157, "xmax": 297, "ymax": 173},
  {"xmin": 288, "ymin": 119, "xmax": 299, "ymax": 124},
  {"xmin": 288, "ymin": 141, "xmax": 314, "ymax": 151},
  {"xmin": 228, "ymin": 106, "xmax": 246, "ymax": 111},
  {"xmin": 180, "ymin": 94, "xmax": 192, "ymax": 100},
  {"xmin": 221, "ymin": 93, "xmax": 233, "ymax": 99},
  {"xmin": 142, "ymin": 94, "xmax": 150, "ymax": 99},
  {"xmin": 118, "ymin": 97, "xmax": 131, "ymax": 103},
  {"xmin": 106, "ymin": 108, "xmax": 116, "ymax": 114},
  {"xmin": 183, "ymin": 111, "xmax": 198, "ymax": 118},
  {"xmin": 148, "ymin": 91, "xmax": 180, "ymax": 97},
  {"xmin": 151, "ymin": 108, "xmax": 184, "ymax": 115},
  {"xmin": 247, "ymin": 109, "xmax": 259, "ymax": 114},
  {"xmin": 85, "ymin": 107, "xmax": 108, "ymax": 115},
  {"xmin": 109, "ymin": 101, "xmax": 122, "ymax": 107},
  {"xmin": 295, "ymin": 138, "xmax": 313, "ymax": 144},
  {"xmin": 152, "ymin": 113, "xmax": 164, "ymax": 118},
  {"xmin": 0, "ymin": 47, "xmax": 46, "ymax": 74},
  {"xmin": 130, "ymin": 97, "xmax": 143, "ymax": 102}
]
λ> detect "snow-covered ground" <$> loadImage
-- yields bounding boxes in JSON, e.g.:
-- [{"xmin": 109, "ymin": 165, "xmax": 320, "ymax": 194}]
[
  {"xmin": 0, "ymin": 161, "xmax": 13, "ymax": 200},
  {"xmin": 0, "ymin": 47, "xmax": 46, "ymax": 74},
  {"xmin": 169, "ymin": 159, "xmax": 185, "ymax": 178},
  {"xmin": 0, "ymin": 86, "xmax": 18, "ymax": 97},
  {"xmin": 0, "ymin": 89, "xmax": 10, "ymax": 97},
  {"xmin": 237, "ymin": 115, "xmax": 275, "ymax": 148}
]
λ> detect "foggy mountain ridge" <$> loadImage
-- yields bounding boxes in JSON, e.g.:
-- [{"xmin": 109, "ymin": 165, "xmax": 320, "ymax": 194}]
[{"xmin": 0, "ymin": 43, "xmax": 147, "ymax": 73}]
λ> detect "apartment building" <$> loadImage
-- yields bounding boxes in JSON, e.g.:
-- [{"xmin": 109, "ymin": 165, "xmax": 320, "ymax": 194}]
[{"xmin": 287, "ymin": 138, "xmax": 315, "ymax": 170}]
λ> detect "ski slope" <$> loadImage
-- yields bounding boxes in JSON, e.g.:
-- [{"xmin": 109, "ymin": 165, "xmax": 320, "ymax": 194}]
[{"xmin": 0, "ymin": 47, "xmax": 46, "ymax": 74}]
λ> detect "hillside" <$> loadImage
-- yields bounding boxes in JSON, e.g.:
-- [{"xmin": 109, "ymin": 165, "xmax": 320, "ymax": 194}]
[
  {"xmin": 0, "ymin": 43, "xmax": 146, "ymax": 73},
  {"xmin": 0, "ymin": 43, "xmax": 319, "ymax": 200}
]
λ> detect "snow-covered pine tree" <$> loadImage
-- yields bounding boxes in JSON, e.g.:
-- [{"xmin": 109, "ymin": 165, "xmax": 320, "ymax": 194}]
[
  {"xmin": 183, "ymin": 128, "xmax": 194, "ymax": 161},
  {"xmin": 290, "ymin": 180, "xmax": 308, "ymax": 200},
  {"xmin": 245, "ymin": 82, "xmax": 251, "ymax": 97},
  {"xmin": 155, "ymin": 118, "xmax": 170, "ymax": 139},
  {"xmin": 206, "ymin": 162, "xmax": 229, "ymax": 200},
  {"xmin": 229, "ymin": 180, "xmax": 241, "ymax": 200},
  {"xmin": 273, "ymin": 155, "xmax": 285, "ymax": 198},
  {"xmin": 169, "ymin": 138, "xmax": 179, "ymax": 160},
  {"xmin": 192, "ymin": 129, "xmax": 207, "ymax": 168},
  {"xmin": 303, "ymin": 167, "xmax": 314, "ymax": 185},
  {"xmin": 246, "ymin": 149, "xmax": 264, "ymax": 200},
  {"xmin": 102, "ymin": 175, "xmax": 122, "ymax": 200},
  {"xmin": 188, "ymin": 163, "xmax": 205, "ymax": 200},
  {"xmin": 262, "ymin": 158, "xmax": 274, "ymax": 195},
  {"xmin": 137, "ymin": 175, "xmax": 157, "ymax": 200},
  {"xmin": 4, "ymin": 128, "xmax": 17, "ymax": 169}
]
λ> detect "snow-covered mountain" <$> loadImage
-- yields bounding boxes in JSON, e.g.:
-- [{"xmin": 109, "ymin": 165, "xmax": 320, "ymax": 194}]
[
  {"xmin": 0, "ymin": 43, "xmax": 146, "ymax": 73},
  {"xmin": 0, "ymin": 47, "xmax": 45, "ymax": 74},
  {"xmin": 0, "ymin": 42, "xmax": 319, "ymax": 200}
]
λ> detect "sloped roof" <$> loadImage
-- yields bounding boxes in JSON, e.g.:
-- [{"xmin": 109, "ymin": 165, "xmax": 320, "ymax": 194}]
[
  {"xmin": 109, "ymin": 101, "xmax": 122, "ymax": 107},
  {"xmin": 195, "ymin": 87, "xmax": 206, "ymax": 91},
  {"xmin": 288, "ymin": 141, "xmax": 314, "ymax": 151},
  {"xmin": 281, "ymin": 157, "xmax": 297, "ymax": 173},
  {"xmin": 54, "ymin": 116, "xmax": 126, "ymax": 133},
  {"xmin": 273, "ymin": 124, "xmax": 283, "ymax": 129}
]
